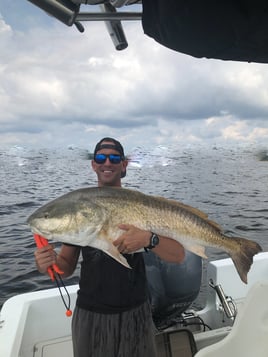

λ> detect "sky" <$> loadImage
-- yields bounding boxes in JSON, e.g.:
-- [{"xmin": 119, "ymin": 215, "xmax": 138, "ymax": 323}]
[{"xmin": 1, "ymin": 1, "xmax": 268, "ymax": 152}]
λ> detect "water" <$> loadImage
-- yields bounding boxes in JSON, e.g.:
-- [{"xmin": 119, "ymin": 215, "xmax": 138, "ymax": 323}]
[{"xmin": 1, "ymin": 144, "xmax": 267, "ymax": 309}]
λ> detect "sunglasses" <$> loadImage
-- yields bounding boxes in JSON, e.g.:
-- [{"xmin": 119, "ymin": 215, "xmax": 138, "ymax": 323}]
[{"xmin": 94, "ymin": 153, "xmax": 123, "ymax": 164}]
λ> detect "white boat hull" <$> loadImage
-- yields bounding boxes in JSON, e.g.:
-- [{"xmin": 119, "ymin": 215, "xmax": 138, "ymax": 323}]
[{"xmin": 1, "ymin": 252, "xmax": 268, "ymax": 357}]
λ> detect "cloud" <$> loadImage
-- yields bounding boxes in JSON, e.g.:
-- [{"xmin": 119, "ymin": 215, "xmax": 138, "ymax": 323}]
[{"xmin": 0, "ymin": 4, "xmax": 268, "ymax": 150}]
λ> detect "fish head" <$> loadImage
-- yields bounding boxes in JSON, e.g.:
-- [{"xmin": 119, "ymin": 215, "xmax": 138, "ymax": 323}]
[{"xmin": 27, "ymin": 193, "xmax": 107, "ymax": 245}]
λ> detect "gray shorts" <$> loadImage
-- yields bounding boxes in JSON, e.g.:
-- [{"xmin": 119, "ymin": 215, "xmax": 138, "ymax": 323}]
[{"xmin": 71, "ymin": 301, "xmax": 157, "ymax": 357}]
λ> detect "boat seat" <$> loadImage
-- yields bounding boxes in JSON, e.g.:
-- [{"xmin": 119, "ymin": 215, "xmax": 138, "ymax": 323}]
[{"xmin": 195, "ymin": 280, "xmax": 268, "ymax": 357}]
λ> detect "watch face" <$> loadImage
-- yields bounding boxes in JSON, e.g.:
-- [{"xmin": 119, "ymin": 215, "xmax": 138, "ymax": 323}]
[{"xmin": 152, "ymin": 234, "xmax": 159, "ymax": 246}]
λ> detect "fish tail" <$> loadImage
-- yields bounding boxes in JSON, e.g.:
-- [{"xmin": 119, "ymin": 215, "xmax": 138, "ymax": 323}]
[{"xmin": 230, "ymin": 238, "xmax": 262, "ymax": 284}]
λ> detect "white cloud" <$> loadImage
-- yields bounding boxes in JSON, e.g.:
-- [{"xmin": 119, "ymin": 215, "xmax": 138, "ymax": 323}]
[
  {"xmin": 0, "ymin": 17, "xmax": 11, "ymax": 35},
  {"xmin": 0, "ymin": 4, "xmax": 268, "ymax": 150},
  {"xmin": 222, "ymin": 120, "xmax": 268, "ymax": 142}
]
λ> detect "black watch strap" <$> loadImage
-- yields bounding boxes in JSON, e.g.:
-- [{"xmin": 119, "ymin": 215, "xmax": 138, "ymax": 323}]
[{"xmin": 144, "ymin": 232, "xmax": 159, "ymax": 252}]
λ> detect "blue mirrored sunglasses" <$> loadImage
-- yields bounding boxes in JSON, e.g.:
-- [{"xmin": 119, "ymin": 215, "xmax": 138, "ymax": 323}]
[{"xmin": 94, "ymin": 153, "xmax": 123, "ymax": 164}]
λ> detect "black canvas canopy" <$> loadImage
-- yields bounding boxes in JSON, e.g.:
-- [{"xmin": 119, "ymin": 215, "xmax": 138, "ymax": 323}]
[{"xmin": 142, "ymin": 0, "xmax": 268, "ymax": 63}]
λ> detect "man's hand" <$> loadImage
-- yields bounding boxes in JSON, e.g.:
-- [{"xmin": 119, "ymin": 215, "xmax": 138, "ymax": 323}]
[
  {"xmin": 113, "ymin": 224, "xmax": 151, "ymax": 254},
  {"xmin": 34, "ymin": 244, "xmax": 57, "ymax": 274},
  {"xmin": 114, "ymin": 224, "xmax": 185, "ymax": 263}
]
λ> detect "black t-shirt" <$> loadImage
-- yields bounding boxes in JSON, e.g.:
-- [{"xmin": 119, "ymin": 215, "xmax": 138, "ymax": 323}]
[{"xmin": 76, "ymin": 247, "xmax": 148, "ymax": 313}]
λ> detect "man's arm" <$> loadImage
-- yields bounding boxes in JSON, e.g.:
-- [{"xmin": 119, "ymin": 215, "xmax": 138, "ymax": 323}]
[
  {"xmin": 113, "ymin": 224, "xmax": 185, "ymax": 264},
  {"xmin": 151, "ymin": 235, "xmax": 185, "ymax": 263}
]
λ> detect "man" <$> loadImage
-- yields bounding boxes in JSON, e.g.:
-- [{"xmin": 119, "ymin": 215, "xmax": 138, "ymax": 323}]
[{"xmin": 34, "ymin": 137, "xmax": 185, "ymax": 357}]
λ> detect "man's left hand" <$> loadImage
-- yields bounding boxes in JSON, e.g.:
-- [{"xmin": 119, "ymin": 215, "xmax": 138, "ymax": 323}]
[{"xmin": 113, "ymin": 224, "xmax": 150, "ymax": 254}]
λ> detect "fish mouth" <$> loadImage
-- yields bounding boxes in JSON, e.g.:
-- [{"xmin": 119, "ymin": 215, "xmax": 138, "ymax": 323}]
[{"xmin": 29, "ymin": 225, "xmax": 50, "ymax": 238}]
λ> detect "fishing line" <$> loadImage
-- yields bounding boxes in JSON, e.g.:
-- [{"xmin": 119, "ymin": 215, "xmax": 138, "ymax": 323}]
[{"xmin": 54, "ymin": 273, "xmax": 72, "ymax": 317}]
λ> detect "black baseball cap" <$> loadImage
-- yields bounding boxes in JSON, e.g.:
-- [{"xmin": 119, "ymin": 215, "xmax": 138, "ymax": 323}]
[
  {"xmin": 93, "ymin": 137, "xmax": 126, "ymax": 178},
  {"xmin": 94, "ymin": 137, "xmax": 125, "ymax": 158}
]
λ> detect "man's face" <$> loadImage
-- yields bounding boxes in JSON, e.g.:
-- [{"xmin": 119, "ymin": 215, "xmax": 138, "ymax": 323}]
[{"xmin": 91, "ymin": 142, "xmax": 128, "ymax": 187}]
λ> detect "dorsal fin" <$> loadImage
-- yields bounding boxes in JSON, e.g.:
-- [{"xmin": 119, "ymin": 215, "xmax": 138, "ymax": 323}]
[{"xmin": 156, "ymin": 195, "xmax": 222, "ymax": 231}]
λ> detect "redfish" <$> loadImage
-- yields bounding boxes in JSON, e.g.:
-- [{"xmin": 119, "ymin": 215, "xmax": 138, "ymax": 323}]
[{"xmin": 27, "ymin": 186, "xmax": 262, "ymax": 284}]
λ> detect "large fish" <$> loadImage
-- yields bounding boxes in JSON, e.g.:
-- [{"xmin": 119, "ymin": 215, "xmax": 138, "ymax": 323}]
[{"xmin": 27, "ymin": 186, "xmax": 262, "ymax": 284}]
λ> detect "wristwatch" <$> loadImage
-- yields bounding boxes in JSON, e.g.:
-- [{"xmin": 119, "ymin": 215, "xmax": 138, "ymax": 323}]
[{"xmin": 144, "ymin": 233, "xmax": 159, "ymax": 251}]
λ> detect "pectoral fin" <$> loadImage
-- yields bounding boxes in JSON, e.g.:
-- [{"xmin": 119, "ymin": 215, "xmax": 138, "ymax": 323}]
[
  {"xmin": 90, "ymin": 238, "xmax": 131, "ymax": 269},
  {"xmin": 105, "ymin": 244, "xmax": 131, "ymax": 269}
]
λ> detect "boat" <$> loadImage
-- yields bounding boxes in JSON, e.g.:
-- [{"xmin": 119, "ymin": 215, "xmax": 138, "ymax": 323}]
[
  {"xmin": 2, "ymin": 1, "xmax": 268, "ymax": 356},
  {"xmin": 1, "ymin": 251, "xmax": 268, "ymax": 357}
]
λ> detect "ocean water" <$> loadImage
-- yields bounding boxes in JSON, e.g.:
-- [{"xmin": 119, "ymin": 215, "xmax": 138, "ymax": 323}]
[{"xmin": 0, "ymin": 144, "xmax": 268, "ymax": 309}]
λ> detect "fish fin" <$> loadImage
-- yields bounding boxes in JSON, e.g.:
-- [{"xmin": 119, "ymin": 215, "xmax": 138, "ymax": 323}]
[
  {"xmin": 157, "ymin": 196, "xmax": 222, "ymax": 231},
  {"xmin": 177, "ymin": 203, "xmax": 222, "ymax": 231},
  {"xmin": 91, "ymin": 237, "xmax": 131, "ymax": 269},
  {"xmin": 229, "ymin": 237, "xmax": 262, "ymax": 284},
  {"xmin": 105, "ymin": 244, "xmax": 131, "ymax": 269},
  {"xmin": 186, "ymin": 244, "xmax": 207, "ymax": 259}
]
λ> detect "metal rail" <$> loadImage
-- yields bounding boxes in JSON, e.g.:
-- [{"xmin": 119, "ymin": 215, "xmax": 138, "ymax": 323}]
[{"xmin": 76, "ymin": 12, "xmax": 142, "ymax": 21}]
